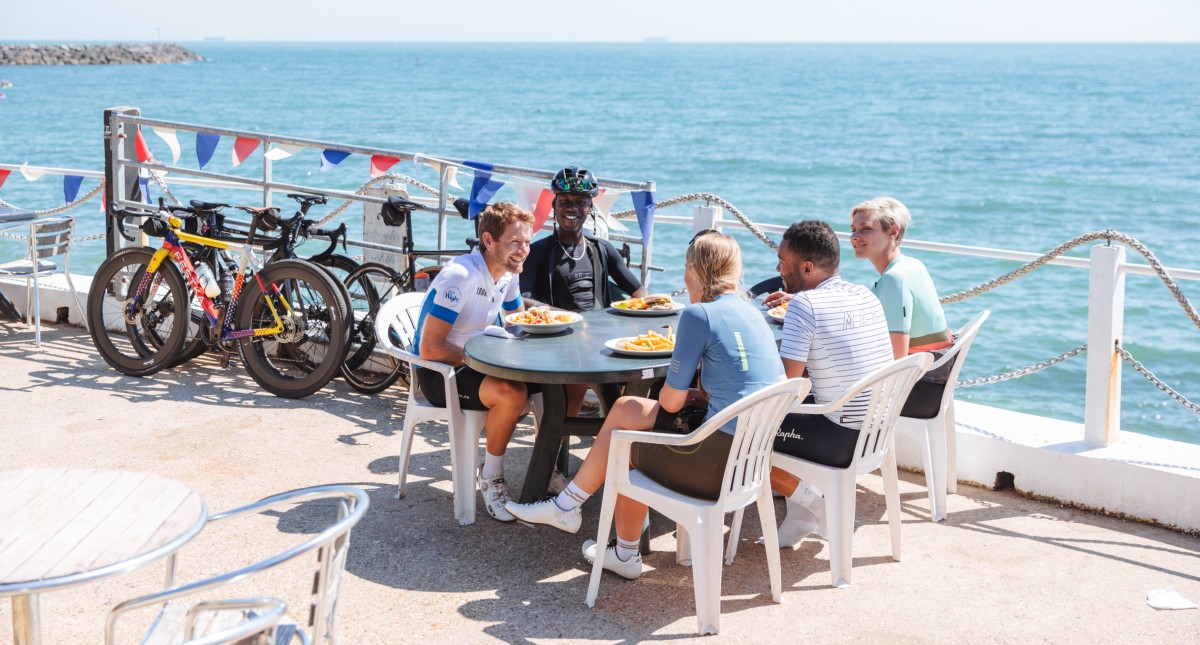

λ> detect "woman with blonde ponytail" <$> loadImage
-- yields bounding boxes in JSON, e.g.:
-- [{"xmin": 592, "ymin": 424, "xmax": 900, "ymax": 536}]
[{"xmin": 505, "ymin": 230, "xmax": 784, "ymax": 580}]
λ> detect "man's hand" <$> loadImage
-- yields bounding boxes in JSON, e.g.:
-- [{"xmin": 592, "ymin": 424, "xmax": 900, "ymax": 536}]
[
  {"xmin": 763, "ymin": 290, "xmax": 793, "ymax": 308},
  {"xmin": 631, "ymin": 286, "xmax": 649, "ymax": 299}
]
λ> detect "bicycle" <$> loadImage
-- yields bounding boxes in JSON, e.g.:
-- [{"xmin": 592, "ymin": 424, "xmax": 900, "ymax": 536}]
[
  {"xmin": 88, "ymin": 201, "xmax": 351, "ymax": 398},
  {"xmin": 338, "ymin": 195, "xmax": 475, "ymax": 393}
]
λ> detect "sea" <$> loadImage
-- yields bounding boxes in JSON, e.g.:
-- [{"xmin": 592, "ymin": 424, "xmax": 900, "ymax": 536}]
[{"xmin": 1, "ymin": 42, "xmax": 1198, "ymax": 443}]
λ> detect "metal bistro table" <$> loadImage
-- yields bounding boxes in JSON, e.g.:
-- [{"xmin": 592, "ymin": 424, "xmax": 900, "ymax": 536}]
[
  {"xmin": 0, "ymin": 469, "xmax": 208, "ymax": 645},
  {"xmin": 465, "ymin": 307, "xmax": 680, "ymax": 504}
]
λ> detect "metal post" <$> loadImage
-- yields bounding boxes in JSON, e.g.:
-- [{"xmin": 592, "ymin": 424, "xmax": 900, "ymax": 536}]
[
  {"xmin": 436, "ymin": 165, "xmax": 449, "ymax": 250},
  {"xmin": 12, "ymin": 594, "xmax": 40, "ymax": 645},
  {"xmin": 1084, "ymin": 243, "xmax": 1126, "ymax": 445},
  {"xmin": 262, "ymin": 147, "xmax": 273, "ymax": 208},
  {"xmin": 103, "ymin": 107, "xmax": 141, "ymax": 258}
]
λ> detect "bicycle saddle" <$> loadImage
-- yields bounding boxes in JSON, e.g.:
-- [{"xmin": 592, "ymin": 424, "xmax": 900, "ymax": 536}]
[{"xmin": 189, "ymin": 199, "xmax": 230, "ymax": 211}]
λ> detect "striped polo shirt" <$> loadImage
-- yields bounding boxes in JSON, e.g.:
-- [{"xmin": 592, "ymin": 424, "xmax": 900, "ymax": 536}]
[{"xmin": 779, "ymin": 275, "xmax": 894, "ymax": 428}]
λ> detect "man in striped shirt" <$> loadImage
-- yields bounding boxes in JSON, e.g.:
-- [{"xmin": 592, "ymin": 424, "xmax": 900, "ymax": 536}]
[{"xmin": 769, "ymin": 220, "xmax": 894, "ymax": 547}]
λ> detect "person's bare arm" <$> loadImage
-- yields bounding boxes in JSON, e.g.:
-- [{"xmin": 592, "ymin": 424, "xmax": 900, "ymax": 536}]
[
  {"xmin": 418, "ymin": 316, "xmax": 464, "ymax": 366},
  {"xmin": 658, "ymin": 382, "xmax": 689, "ymax": 413},
  {"xmin": 763, "ymin": 290, "xmax": 793, "ymax": 308},
  {"xmin": 630, "ymin": 286, "xmax": 648, "ymax": 299},
  {"xmin": 889, "ymin": 332, "xmax": 909, "ymax": 360},
  {"xmin": 783, "ymin": 357, "xmax": 807, "ymax": 379}
]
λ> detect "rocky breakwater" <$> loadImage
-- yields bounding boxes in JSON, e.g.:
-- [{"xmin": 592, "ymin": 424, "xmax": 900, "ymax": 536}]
[{"xmin": 0, "ymin": 43, "xmax": 204, "ymax": 66}]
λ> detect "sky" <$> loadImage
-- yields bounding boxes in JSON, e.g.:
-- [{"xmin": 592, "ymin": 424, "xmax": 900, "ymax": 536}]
[{"xmin": 1, "ymin": 0, "xmax": 1198, "ymax": 43}]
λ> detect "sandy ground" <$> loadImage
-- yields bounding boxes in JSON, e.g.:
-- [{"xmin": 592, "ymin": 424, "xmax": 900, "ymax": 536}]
[{"xmin": 1, "ymin": 323, "xmax": 1198, "ymax": 644}]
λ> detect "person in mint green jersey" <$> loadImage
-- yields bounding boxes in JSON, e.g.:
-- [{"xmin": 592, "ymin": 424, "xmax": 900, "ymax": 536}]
[{"xmin": 850, "ymin": 197, "xmax": 954, "ymax": 418}]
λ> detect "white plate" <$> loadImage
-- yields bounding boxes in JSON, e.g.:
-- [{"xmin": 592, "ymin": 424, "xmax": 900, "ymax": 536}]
[
  {"xmin": 604, "ymin": 337, "xmax": 674, "ymax": 357},
  {"xmin": 504, "ymin": 311, "xmax": 581, "ymax": 335},
  {"xmin": 767, "ymin": 311, "xmax": 787, "ymax": 324},
  {"xmin": 608, "ymin": 300, "xmax": 686, "ymax": 317}
]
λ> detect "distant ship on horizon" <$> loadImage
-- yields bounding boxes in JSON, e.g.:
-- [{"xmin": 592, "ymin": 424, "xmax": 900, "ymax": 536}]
[{"xmin": 202, "ymin": 36, "xmax": 226, "ymax": 42}]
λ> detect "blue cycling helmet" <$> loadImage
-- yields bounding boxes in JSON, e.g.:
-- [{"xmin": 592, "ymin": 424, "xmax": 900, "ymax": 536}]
[{"xmin": 550, "ymin": 166, "xmax": 600, "ymax": 197}]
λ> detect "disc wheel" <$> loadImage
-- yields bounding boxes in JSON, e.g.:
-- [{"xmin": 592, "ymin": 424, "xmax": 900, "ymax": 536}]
[
  {"xmin": 235, "ymin": 259, "xmax": 350, "ymax": 398},
  {"xmin": 86, "ymin": 246, "xmax": 190, "ymax": 377}
]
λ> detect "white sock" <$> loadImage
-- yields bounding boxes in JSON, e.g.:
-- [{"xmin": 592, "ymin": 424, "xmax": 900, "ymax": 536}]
[
  {"xmin": 553, "ymin": 481, "xmax": 590, "ymax": 511},
  {"xmin": 789, "ymin": 483, "xmax": 827, "ymax": 537},
  {"xmin": 615, "ymin": 536, "xmax": 640, "ymax": 562},
  {"xmin": 481, "ymin": 451, "xmax": 504, "ymax": 480}
]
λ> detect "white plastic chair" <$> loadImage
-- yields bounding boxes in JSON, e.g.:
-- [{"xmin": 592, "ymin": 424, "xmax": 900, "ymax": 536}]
[
  {"xmin": 896, "ymin": 310, "xmax": 990, "ymax": 522},
  {"xmin": 106, "ymin": 485, "xmax": 368, "ymax": 645},
  {"xmin": 0, "ymin": 216, "xmax": 86, "ymax": 346},
  {"xmin": 756, "ymin": 353, "xmax": 931, "ymax": 589},
  {"xmin": 585, "ymin": 378, "xmax": 811, "ymax": 635},
  {"xmin": 374, "ymin": 293, "xmax": 540, "ymax": 526}
]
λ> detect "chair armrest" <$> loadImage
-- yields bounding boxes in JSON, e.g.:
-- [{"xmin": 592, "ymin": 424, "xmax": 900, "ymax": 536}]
[{"xmin": 381, "ymin": 344, "xmax": 455, "ymax": 377}]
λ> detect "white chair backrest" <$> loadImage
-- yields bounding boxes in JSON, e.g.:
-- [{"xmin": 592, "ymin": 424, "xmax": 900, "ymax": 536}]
[
  {"xmin": 684, "ymin": 378, "xmax": 811, "ymax": 508},
  {"xmin": 850, "ymin": 353, "xmax": 933, "ymax": 476},
  {"xmin": 934, "ymin": 309, "xmax": 990, "ymax": 393},
  {"xmin": 375, "ymin": 291, "xmax": 434, "ymax": 406}
]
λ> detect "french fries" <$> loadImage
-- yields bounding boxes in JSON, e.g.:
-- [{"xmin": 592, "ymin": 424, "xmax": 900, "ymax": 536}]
[
  {"xmin": 768, "ymin": 301, "xmax": 788, "ymax": 318},
  {"xmin": 619, "ymin": 326, "xmax": 676, "ymax": 352},
  {"xmin": 508, "ymin": 306, "xmax": 576, "ymax": 325}
]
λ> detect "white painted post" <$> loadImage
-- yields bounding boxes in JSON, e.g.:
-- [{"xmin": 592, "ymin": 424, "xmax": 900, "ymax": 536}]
[
  {"xmin": 1084, "ymin": 243, "xmax": 1126, "ymax": 445},
  {"xmin": 692, "ymin": 204, "xmax": 723, "ymax": 234}
]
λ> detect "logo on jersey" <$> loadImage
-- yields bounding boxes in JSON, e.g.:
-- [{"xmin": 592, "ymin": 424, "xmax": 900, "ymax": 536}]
[{"xmin": 444, "ymin": 286, "xmax": 461, "ymax": 305}]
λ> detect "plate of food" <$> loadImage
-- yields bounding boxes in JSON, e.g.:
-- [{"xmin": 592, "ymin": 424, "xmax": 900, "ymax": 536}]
[
  {"xmin": 610, "ymin": 294, "xmax": 685, "ymax": 316},
  {"xmin": 604, "ymin": 327, "xmax": 676, "ymax": 357},
  {"xmin": 505, "ymin": 307, "xmax": 582, "ymax": 334},
  {"xmin": 766, "ymin": 300, "xmax": 788, "ymax": 324}
]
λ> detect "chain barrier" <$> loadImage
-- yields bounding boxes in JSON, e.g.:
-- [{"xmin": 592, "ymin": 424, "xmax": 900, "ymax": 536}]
[
  {"xmin": 1115, "ymin": 345, "xmax": 1200, "ymax": 417},
  {"xmin": 609, "ymin": 192, "xmax": 779, "ymax": 251},
  {"xmin": 954, "ymin": 344, "xmax": 1087, "ymax": 388},
  {"xmin": 0, "ymin": 183, "xmax": 108, "ymax": 243},
  {"xmin": 938, "ymin": 230, "xmax": 1200, "ymax": 333}
]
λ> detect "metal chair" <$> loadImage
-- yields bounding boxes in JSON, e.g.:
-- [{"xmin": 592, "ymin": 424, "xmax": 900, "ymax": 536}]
[
  {"xmin": 896, "ymin": 310, "xmax": 990, "ymax": 522},
  {"xmin": 737, "ymin": 353, "xmax": 931, "ymax": 589},
  {"xmin": 0, "ymin": 216, "xmax": 86, "ymax": 346},
  {"xmin": 585, "ymin": 378, "xmax": 811, "ymax": 635},
  {"xmin": 106, "ymin": 485, "xmax": 368, "ymax": 645},
  {"xmin": 374, "ymin": 293, "xmax": 541, "ymax": 525}
]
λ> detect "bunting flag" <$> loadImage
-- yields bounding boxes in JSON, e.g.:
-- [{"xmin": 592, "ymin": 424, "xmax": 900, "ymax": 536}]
[
  {"xmin": 370, "ymin": 155, "xmax": 400, "ymax": 178},
  {"xmin": 418, "ymin": 158, "xmax": 463, "ymax": 189},
  {"xmin": 232, "ymin": 137, "xmax": 260, "ymax": 167},
  {"xmin": 134, "ymin": 127, "xmax": 153, "ymax": 163},
  {"xmin": 196, "ymin": 132, "xmax": 221, "ymax": 169},
  {"xmin": 19, "ymin": 162, "xmax": 45, "ymax": 181},
  {"xmin": 63, "ymin": 175, "xmax": 84, "ymax": 203},
  {"xmin": 99, "ymin": 185, "xmax": 106, "ymax": 212},
  {"xmin": 591, "ymin": 188, "xmax": 628, "ymax": 231},
  {"xmin": 320, "ymin": 149, "xmax": 351, "ymax": 171},
  {"xmin": 631, "ymin": 190, "xmax": 656, "ymax": 248},
  {"xmin": 137, "ymin": 172, "xmax": 152, "ymax": 205},
  {"xmin": 0, "ymin": 169, "xmax": 9, "ymax": 190},
  {"xmin": 152, "ymin": 127, "xmax": 181, "ymax": 165},
  {"xmin": 263, "ymin": 143, "xmax": 303, "ymax": 161},
  {"xmin": 514, "ymin": 177, "xmax": 554, "ymax": 233},
  {"xmin": 468, "ymin": 169, "xmax": 506, "ymax": 219},
  {"xmin": 447, "ymin": 166, "xmax": 462, "ymax": 189}
]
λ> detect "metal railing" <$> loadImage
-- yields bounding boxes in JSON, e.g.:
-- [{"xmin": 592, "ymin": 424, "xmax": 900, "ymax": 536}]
[{"xmin": 4, "ymin": 109, "xmax": 1198, "ymax": 449}]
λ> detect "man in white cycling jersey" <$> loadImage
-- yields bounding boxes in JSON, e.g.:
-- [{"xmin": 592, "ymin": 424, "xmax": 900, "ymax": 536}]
[{"xmin": 413, "ymin": 202, "xmax": 536, "ymax": 522}]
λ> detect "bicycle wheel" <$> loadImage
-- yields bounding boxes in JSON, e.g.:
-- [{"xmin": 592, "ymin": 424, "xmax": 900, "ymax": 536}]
[
  {"xmin": 87, "ymin": 246, "xmax": 190, "ymax": 377},
  {"xmin": 340, "ymin": 261, "xmax": 408, "ymax": 393},
  {"xmin": 311, "ymin": 253, "xmax": 356, "ymax": 324},
  {"xmin": 235, "ymin": 259, "xmax": 351, "ymax": 398}
]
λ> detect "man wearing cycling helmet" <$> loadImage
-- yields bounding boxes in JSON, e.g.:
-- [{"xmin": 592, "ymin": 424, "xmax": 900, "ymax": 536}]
[{"xmin": 521, "ymin": 167, "xmax": 647, "ymax": 415}]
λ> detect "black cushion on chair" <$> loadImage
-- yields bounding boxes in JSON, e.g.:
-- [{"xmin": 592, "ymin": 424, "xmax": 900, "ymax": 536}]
[{"xmin": 747, "ymin": 276, "xmax": 784, "ymax": 298}]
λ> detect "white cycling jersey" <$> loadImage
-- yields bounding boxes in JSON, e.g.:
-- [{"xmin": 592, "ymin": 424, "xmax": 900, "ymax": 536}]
[{"xmin": 413, "ymin": 249, "xmax": 522, "ymax": 351}]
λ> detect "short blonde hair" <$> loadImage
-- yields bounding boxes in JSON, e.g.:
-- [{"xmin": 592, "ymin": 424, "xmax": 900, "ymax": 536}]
[
  {"xmin": 851, "ymin": 197, "xmax": 912, "ymax": 243},
  {"xmin": 686, "ymin": 232, "xmax": 743, "ymax": 303}
]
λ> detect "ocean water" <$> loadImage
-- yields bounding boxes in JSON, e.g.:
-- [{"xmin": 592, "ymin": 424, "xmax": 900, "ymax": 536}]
[{"xmin": 1, "ymin": 43, "xmax": 1198, "ymax": 442}]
